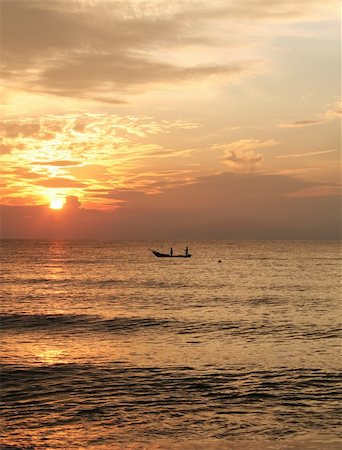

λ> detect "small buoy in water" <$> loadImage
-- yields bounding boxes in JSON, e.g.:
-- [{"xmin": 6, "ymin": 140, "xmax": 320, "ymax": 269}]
[{"xmin": 218, "ymin": 260, "xmax": 222, "ymax": 263}]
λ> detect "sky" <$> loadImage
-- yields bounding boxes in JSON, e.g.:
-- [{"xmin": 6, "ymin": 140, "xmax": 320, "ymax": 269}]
[{"xmin": 0, "ymin": 0, "xmax": 341, "ymax": 239}]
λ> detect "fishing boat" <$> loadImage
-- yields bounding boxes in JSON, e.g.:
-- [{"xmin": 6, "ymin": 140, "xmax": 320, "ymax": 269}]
[{"xmin": 150, "ymin": 250, "xmax": 191, "ymax": 258}]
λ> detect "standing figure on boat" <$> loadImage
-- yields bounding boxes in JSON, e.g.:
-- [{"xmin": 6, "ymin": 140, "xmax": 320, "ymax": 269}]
[
  {"xmin": 185, "ymin": 246, "xmax": 189, "ymax": 256},
  {"xmin": 170, "ymin": 247, "xmax": 173, "ymax": 256}
]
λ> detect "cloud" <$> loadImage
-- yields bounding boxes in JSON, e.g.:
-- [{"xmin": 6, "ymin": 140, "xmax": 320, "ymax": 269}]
[
  {"xmin": 0, "ymin": 113, "xmax": 207, "ymax": 207},
  {"xmin": 278, "ymin": 119, "xmax": 326, "ymax": 128},
  {"xmin": 218, "ymin": 139, "xmax": 279, "ymax": 152},
  {"xmin": 223, "ymin": 149, "xmax": 263, "ymax": 172},
  {"xmin": 1, "ymin": 171, "xmax": 340, "ymax": 239},
  {"xmin": 147, "ymin": 148, "xmax": 198, "ymax": 158},
  {"xmin": 0, "ymin": 121, "xmax": 41, "ymax": 138},
  {"xmin": 2, "ymin": 167, "xmax": 43, "ymax": 180},
  {"xmin": 325, "ymin": 104, "xmax": 342, "ymax": 119},
  {"xmin": 36, "ymin": 53, "xmax": 247, "ymax": 98},
  {"xmin": 0, "ymin": 0, "xmax": 259, "ymax": 102},
  {"xmin": 4, "ymin": 0, "xmax": 336, "ymax": 103},
  {"xmin": 0, "ymin": 143, "xmax": 13, "ymax": 154},
  {"xmin": 278, "ymin": 102, "xmax": 342, "ymax": 128},
  {"xmin": 31, "ymin": 160, "xmax": 81, "ymax": 166},
  {"xmin": 64, "ymin": 195, "xmax": 81, "ymax": 210},
  {"xmin": 286, "ymin": 184, "xmax": 341, "ymax": 198},
  {"xmin": 178, "ymin": 0, "xmax": 337, "ymax": 23},
  {"xmin": 34, "ymin": 178, "xmax": 87, "ymax": 188},
  {"xmin": 276, "ymin": 149, "xmax": 337, "ymax": 158},
  {"xmin": 268, "ymin": 168, "xmax": 318, "ymax": 176},
  {"xmin": 217, "ymin": 139, "xmax": 278, "ymax": 172}
]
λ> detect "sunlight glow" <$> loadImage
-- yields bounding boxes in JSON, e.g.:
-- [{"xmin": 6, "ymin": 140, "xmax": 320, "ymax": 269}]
[{"xmin": 49, "ymin": 198, "xmax": 65, "ymax": 210}]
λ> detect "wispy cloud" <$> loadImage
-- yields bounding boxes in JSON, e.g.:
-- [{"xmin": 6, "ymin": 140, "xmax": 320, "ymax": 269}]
[
  {"xmin": 2, "ymin": 0, "xmax": 337, "ymax": 103},
  {"xmin": 276, "ymin": 149, "xmax": 337, "ymax": 158},
  {"xmin": 278, "ymin": 102, "xmax": 342, "ymax": 128},
  {"xmin": 268, "ymin": 168, "xmax": 318, "ymax": 175},
  {"xmin": 34, "ymin": 178, "xmax": 87, "ymax": 188},
  {"xmin": 0, "ymin": 1, "xmax": 259, "ymax": 102},
  {"xmin": 286, "ymin": 184, "xmax": 341, "ymax": 198},
  {"xmin": 278, "ymin": 119, "xmax": 326, "ymax": 128},
  {"xmin": 219, "ymin": 139, "xmax": 279, "ymax": 152},
  {"xmin": 31, "ymin": 160, "xmax": 81, "ymax": 167},
  {"xmin": 0, "ymin": 113, "xmax": 206, "ymax": 206},
  {"xmin": 180, "ymin": 0, "xmax": 337, "ymax": 23}
]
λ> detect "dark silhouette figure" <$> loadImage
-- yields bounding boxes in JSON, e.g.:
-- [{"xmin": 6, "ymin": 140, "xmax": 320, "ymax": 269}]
[
  {"xmin": 185, "ymin": 246, "xmax": 189, "ymax": 256},
  {"xmin": 170, "ymin": 247, "xmax": 173, "ymax": 256}
]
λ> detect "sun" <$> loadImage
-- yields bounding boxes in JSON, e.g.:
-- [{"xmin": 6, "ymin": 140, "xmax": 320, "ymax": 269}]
[{"xmin": 49, "ymin": 198, "xmax": 65, "ymax": 210}]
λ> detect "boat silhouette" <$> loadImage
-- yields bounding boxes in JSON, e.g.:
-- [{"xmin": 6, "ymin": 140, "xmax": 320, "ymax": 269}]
[{"xmin": 150, "ymin": 250, "xmax": 191, "ymax": 258}]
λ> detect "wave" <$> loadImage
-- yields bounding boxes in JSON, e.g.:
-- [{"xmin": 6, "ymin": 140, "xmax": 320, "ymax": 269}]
[
  {"xmin": 0, "ymin": 277, "xmax": 194, "ymax": 289},
  {"xmin": 2, "ymin": 363, "xmax": 341, "ymax": 400},
  {"xmin": 2, "ymin": 364, "xmax": 341, "ymax": 431},
  {"xmin": 0, "ymin": 313, "xmax": 173, "ymax": 333},
  {"xmin": 1, "ymin": 313, "xmax": 340, "ymax": 342},
  {"xmin": 176, "ymin": 320, "xmax": 342, "ymax": 341}
]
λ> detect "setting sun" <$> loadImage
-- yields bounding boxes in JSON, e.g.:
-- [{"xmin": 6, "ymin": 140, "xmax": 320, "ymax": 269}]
[{"xmin": 49, "ymin": 198, "xmax": 65, "ymax": 210}]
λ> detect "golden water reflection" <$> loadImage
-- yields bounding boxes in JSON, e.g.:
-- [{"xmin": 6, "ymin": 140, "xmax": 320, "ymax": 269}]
[
  {"xmin": 35, "ymin": 348, "xmax": 65, "ymax": 365},
  {"xmin": 1, "ymin": 334, "xmax": 134, "ymax": 366}
]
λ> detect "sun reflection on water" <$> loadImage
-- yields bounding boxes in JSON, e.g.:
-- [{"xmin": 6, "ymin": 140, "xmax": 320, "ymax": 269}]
[{"xmin": 36, "ymin": 348, "xmax": 65, "ymax": 365}]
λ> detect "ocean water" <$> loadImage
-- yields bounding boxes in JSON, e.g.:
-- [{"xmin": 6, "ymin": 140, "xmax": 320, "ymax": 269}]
[{"xmin": 1, "ymin": 240, "xmax": 341, "ymax": 450}]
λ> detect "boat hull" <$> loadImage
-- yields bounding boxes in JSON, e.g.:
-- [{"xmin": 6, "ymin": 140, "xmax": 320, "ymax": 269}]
[{"xmin": 151, "ymin": 250, "xmax": 191, "ymax": 258}]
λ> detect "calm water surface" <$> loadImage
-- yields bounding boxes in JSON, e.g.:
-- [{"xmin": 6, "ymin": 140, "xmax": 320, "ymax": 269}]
[{"xmin": 1, "ymin": 240, "xmax": 341, "ymax": 449}]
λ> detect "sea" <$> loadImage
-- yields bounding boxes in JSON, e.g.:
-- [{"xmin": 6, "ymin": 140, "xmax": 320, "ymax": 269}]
[{"xmin": 1, "ymin": 240, "xmax": 341, "ymax": 450}]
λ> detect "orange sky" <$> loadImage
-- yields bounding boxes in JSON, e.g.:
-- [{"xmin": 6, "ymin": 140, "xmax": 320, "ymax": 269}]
[{"xmin": 0, "ymin": 0, "xmax": 340, "ymax": 239}]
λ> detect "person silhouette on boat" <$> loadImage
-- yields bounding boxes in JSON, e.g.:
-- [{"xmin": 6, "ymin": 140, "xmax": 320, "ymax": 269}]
[
  {"xmin": 170, "ymin": 247, "xmax": 173, "ymax": 256},
  {"xmin": 185, "ymin": 246, "xmax": 189, "ymax": 256}
]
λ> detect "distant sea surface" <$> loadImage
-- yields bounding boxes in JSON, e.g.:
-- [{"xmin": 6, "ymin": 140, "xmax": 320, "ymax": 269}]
[{"xmin": 1, "ymin": 240, "xmax": 341, "ymax": 450}]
